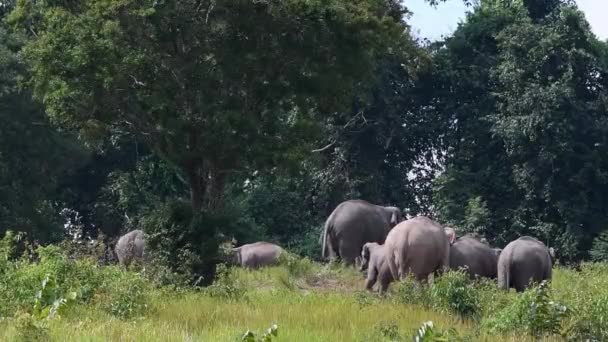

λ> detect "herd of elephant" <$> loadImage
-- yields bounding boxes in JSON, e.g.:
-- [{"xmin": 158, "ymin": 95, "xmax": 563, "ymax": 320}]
[{"xmin": 114, "ymin": 199, "xmax": 555, "ymax": 293}]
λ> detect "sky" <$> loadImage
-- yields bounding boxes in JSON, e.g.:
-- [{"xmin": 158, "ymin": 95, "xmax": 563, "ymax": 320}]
[{"xmin": 405, "ymin": 0, "xmax": 608, "ymax": 41}]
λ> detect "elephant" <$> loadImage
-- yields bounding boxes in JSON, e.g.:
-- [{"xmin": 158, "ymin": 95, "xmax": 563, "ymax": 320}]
[
  {"xmin": 115, "ymin": 229, "xmax": 146, "ymax": 268},
  {"xmin": 360, "ymin": 242, "xmax": 394, "ymax": 293},
  {"xmin": 497, "ymin": 236, "xmax": 554, "ymax": 292},
  {"xmin": 449, "ymin": 235, "xmax": 502, "ymax": 280},
  {"xmin": 321, "ymin": 199, "xmax": 403, "ymax": 266},
  {"xmin": 385, "ymin": 216, "xmax": 456, "ymax": 283},
  {"xmin": 229, "ymin": 242, "xmax": 284, "ymax": 269}
]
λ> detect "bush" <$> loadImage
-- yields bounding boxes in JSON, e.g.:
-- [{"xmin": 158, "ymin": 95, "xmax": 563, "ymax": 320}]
[
  {"xmin": 142, "ymin": 200, "xmax": 224, "ymax": 286},
  {"xmin": 412, "ymin": 321, "xmax": 460, "ymax": 342},
  {"xmin": 393, "ymin": 275, "xmax": 430, "ymax": 307},
  {"xmin": 483, "ymin": 280, "xmax": 568, "ymax": 338},
  {"xmin": 590, "ymin": 231, "xmax": 608, "ymax": 262},
  {"xmin": 205, "ymin": 263, "xmax": 247, "ymax": 301},
  {"xmin": 429, "ymin": 270, "xmax": 481, "ymax": 320},
  {"xmin": 0, "ymin": 239, "xmax": 151, "ymax": 320}
]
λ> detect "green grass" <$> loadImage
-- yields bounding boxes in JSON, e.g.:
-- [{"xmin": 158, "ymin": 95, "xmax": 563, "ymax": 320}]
[{"xmin": 0, "ymin": 257, "xmax": 605, "ymax": 341}]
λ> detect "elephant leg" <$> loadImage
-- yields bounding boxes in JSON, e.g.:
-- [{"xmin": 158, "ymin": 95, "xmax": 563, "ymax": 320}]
[
  {"xmin": 365, "ymin": 266, "xmax": 378, "ymax": 292},
  {"xmin": 338, "ymin": 241, "xmax": 357, "ymax": 266},
  {"xmin": 378, "ymin": 270, "xmax": 391, "ymax": 294}
]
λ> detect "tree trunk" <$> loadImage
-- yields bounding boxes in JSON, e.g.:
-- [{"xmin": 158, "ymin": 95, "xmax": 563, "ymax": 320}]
[
  {"xmin": 203, "ymin": 166, "xmax": 227, "ymax": 213},
  {"xmin": 187, "ymin": 164, "xmax": 204, "ymax": 213}
]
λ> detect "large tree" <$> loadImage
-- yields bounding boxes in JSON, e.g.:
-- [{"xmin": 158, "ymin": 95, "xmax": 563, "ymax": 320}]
[
  {"xmin": 0, "ymin": 21, "xmax": 85, "ymax": 241},
  {"xmin": 10, "ymin": 0, "xmax": 412, "ymax": 215},
  {"xmin": 431, "ymin": 0, "xmax": 608, "ymax": 260}
]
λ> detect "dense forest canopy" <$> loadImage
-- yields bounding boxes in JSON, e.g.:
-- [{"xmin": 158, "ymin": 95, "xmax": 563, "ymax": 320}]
[{"xmin": 1, "ymin": 0, "xmax": 608, "ymax": 280}]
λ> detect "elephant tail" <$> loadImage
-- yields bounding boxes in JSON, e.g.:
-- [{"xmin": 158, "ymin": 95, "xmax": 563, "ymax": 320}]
[
  {"xmin": 386, "ymin": 243, "xmax": 399, "ymax": 281},
  {"xmin": 321, "ymin": 219, "xmax": 331, "ymax": 259}
]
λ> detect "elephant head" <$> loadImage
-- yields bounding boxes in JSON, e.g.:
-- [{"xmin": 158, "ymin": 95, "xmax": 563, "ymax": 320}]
[
  {"xmin": 384, "ymin": 206, "xmax": 403, "ymax": 227},
  {"xmin": 226, "ymin": 247, "xmax": 242, "ymax": 266},
  {"xmin": 360, "ymin": 243, "xmax": 372, "ymax": 272},
  {"xmin": 548, "ymin": 247, "xmax": 556, "ymax": 262},
  {"xmin": 444, "ymin": 227, "xmax": 457, "ymax": 245}
]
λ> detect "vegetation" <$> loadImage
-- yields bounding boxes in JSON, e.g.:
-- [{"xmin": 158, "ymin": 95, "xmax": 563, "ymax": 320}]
[
  {"xmin": 1, "ymin": 0, "xmax": 608, "ymax": 338},
  {"xmin": 2, "ymin": 240, "xmax": 608, "ymax": 341}
]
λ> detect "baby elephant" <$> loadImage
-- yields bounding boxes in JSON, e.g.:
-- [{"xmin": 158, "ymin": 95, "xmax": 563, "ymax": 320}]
[
  {"xmin": 229, "ymin": 242, "xmax": 284, "ymax": 269},
  {"xmin": 360, "ymin": 242, "xmax": 393, "ymax": 293}
]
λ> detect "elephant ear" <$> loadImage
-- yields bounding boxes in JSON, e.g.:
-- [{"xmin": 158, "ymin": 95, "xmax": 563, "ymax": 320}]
[{"xmin": 444, "ymin": 227, "xmax": 456, "ymax": 245}]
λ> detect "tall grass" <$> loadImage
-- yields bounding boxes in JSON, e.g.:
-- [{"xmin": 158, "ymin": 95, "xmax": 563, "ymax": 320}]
[{"xmin": 1, "ymin": 239, "xmax": 607, "ymax": 341}]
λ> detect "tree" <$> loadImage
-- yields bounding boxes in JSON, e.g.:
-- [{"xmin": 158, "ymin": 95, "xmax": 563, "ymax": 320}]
[
  {"xmin": 0, "ymin": 23, "xmax": 85, "ymax": 241},
  {"xmin": 431, "ymin": 1, "xmax": 608, "ymax": 260},
  {"xmin": 491, "ymin": 5, "xmax": 608, "ymax": 259},
  {"xmin": 10, "ymin": 0, "xmax": 411, "ymax": 216}
]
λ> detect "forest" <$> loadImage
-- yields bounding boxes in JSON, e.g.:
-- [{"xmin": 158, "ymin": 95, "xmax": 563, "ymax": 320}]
[{"xmin": 1, "ymin": 0, "xmax": 608, "ymax": 340}]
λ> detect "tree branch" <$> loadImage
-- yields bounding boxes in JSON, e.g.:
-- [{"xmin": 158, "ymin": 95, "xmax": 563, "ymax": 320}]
[{"xmin": 312, "ymin": 141, "xmax": 336, "ymax": 153}]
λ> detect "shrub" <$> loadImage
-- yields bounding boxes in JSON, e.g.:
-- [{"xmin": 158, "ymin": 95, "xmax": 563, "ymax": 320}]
[
  {"xmin": 483, "ymin": 280, "xmax": 568, "ymax": 338},
  {"xmin": 429, "ymin": 270, "xmax": 481, "ymax": 320},
  {"xmin": 413, "ymin": 321, "xmax": 459, "ymax": 342},
  {"xmin": 393, "ymin": 275, "xmax": 430, "ymax": 307},
  {"xmin": 142, "ymin": 200, "xmax": 224, "ymax": 286},
  {"xmin": 205, "ymin": 263, "xmax": 247, "ymax": 301},
  {"xmin": 590, "ymin": 231, "xmax": 608, "ymax": 262},
  {"xmin": 279, "ymin": 252, "xmax": 313, "ymax": 278},
  {"xmin": 241, "ymin": 323, "xmax": 278, "ymax": 342},
  {"xmin": 0, "ymin": 241, "xmax": 151, "ymax": 320},
  {"xmin": 95, "ymin": 268, "xmax": 150, "ymax": 319}
]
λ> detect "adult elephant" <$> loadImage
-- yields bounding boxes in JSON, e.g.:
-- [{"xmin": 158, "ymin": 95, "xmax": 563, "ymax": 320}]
[
  {"xmin": 497, "ymin": 236, "xmax": 554, "ymax": 292},
  {"xmin": 115, "ymin": 229, "xmax": 146, "ymax": 268},
  {"xmin": 321, "ymin": 200, "xmax": 403, "ymax": 266},
  {"xmin": 449, "ymin": 235, "xmax": 502, "ymax": 280},
  {"xmin": 385, "ymin": 216, "xmax": 456, "ymax": 282},
  {"xmin": 229, "ymin": 242, "xmax": 284, "ymax": 269}
]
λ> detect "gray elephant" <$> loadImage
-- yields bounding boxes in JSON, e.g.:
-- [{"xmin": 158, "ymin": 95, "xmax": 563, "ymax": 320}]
[
  {"xmin": 115, "ymin": 229, "xmax": 146, "ymax": 268},
  {"xmin": 229, "ymin": 242, "xmax": 284, "ymax": 269},
  {"xmin": 360, "ymin": 242, "xmax": 394, "ymax": 293},
  {"xmin": 497, "ymin": 236, "xmax": 554, "ymax": 292},
  {"xmin": 385, "ymin": 216, "xmax": 456, "ymax": 283},
  {"xmin": 321, "ymin": 200, "xmax": 403, "ymax": 266},
  {"xmin": 449, "ymin": 236, "xmax": 502, "ymax": 280}
]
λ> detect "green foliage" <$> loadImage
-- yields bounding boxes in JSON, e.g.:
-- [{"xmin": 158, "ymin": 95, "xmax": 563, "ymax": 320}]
[
  {"xmin": 375, "ymin": 320, "xmax": 402, "ymax": 341},
  {"xmin": 141, "ymin": 200, "xmax": 222, "ymax": 286},
  {"xmin": 393, "ymin": 275, "xmax": 431, "ymax": 307},
  {"xmin": 13, "ymin": 313, "xmax": 50, "ymax": 342},
  {"xmin": 0, "ymin": 238, "xmax": 150, "ymax": 320},
  {"xmin": 97, "ymin": 269, "xmax": 149, "ymax": 319},
  {"xmin": 241, "ymin": 323, "xmax": 278, "ymax": 342},
  {"xmin": 431, "ymin": 0, "xmax": 608, "ymax": 260},
  {"xmin": 590, "ymin": 231, "xmax": 608, "ymax": 262},
  {"xmin": 32, "ymin": 275, "xmax": 76, "ymax": 321},
  {"xmin": 413, "ymin": 321, "xmax": 454, "ymax": 342},
  {"xmin": 205, "ymin": 264, "xmax": 247, "ymax": 301},
  {"xmin": 0, "ymin": 24, "xmax": 86, "ymax": 242},
  {"xmin": 483, "ymin": 280, "xmax": 568, "ymax": 337},
  {"xmin": 429, "ymin": 270, "xmax": 481, "ymax": 320}
]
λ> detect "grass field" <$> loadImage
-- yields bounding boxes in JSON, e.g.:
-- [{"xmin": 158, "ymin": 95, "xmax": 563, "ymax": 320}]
[{"xmin": 1, "ymin": 249, "xmax": 607, "ymax": 341}]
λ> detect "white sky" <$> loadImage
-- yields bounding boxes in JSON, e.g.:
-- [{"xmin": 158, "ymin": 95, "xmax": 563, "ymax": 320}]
[{"xmin": 405, "ymin": 0, "xmax": 608, "ymax": 41}]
